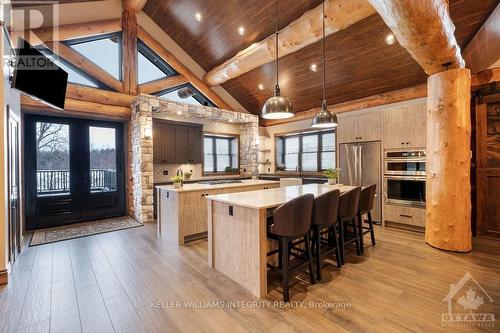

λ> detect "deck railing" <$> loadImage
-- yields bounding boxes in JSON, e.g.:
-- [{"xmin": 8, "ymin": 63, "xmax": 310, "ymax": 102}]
[{"xmin": 37, "ymin": 169, "xmax": 116, "ymax": 194}]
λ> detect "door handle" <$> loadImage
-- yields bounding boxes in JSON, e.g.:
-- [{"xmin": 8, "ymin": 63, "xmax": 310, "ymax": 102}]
[{"xmin": 400, "ymin": 214, "xmax": 412, "ymax": 218}]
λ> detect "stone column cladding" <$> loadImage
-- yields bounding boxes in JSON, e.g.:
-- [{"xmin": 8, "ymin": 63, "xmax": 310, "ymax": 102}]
[
  {"xmin": 129, "ymin": 94, "xmax": 259, "ymax": 223},
  {"xmin": 128, "ymin": 96, "xmax": 158, "ymax": 223}
]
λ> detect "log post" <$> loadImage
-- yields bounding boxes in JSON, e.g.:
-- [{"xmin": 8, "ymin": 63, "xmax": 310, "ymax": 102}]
[
  {"xmin": 122, "ymin": 9, "xmax": 138, "ymax": 95},
  {"xmin": 425, "ymin": 68, "xmax": 472, "ymax": 252}
]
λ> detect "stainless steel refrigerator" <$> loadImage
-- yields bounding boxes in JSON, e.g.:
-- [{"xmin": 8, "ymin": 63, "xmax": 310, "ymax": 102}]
[{"xmin": 338, "ymin": 141, "xmax": 382, "ymax": 223}]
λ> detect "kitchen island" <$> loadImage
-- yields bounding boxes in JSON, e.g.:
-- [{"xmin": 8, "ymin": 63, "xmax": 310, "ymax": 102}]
[
  {"xmin": 157, "ymin": 179, "xmax": 280, "ymax": 245},
  {"xmin": 206, "ymin": 183, "xmax": 356, "ymax": 298}
]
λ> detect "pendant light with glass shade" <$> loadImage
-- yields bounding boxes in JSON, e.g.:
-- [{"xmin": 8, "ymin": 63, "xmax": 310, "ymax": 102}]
[
  {"xmin": 311, "ymin": 0, "xmax": 338, "ymax": 128},
  {"xmin": 261, "ymin": 0, "xmax": 294, "ymax": 120}
]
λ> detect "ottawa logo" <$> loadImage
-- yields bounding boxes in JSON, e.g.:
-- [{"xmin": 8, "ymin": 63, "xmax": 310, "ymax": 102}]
[{"xmin": 442, "ymin": 272, "xmax": 495, "ymax": 327}]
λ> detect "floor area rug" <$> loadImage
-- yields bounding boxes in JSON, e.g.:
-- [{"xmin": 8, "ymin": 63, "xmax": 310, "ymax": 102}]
[{"xmin": 30, "ymin": 216, "xmax": 143, "ymax": 246}]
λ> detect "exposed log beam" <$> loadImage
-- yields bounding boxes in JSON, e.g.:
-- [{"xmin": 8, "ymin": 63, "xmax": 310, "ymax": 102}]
[
  {"xmin": 45, "ymin": 41, "xmax": 125, "ymax": 93},
  {"xmin": 463, "ymin": 3, "xmax": 500, "ymax": 73},
  {"xmin": 66, "ymin": 84, "xmax": 135, "ymax": 107},
  {"xmin": 138, "ymin": 75, "xmax": 188, "ymax": 95},
  {"xmin": 471, "ymin": 66, "xmax": 500, "ymax": 88},
  {"xmin": 203, "ymin": 0, "xmax": 375, "ymax": 86},
  {"xmin": 137, "ymin": 25, "xmax": 233, "ymax": 110},
  {"xmin": 122, "ymin": 9, "xmax": 138, "ymax": 94},
  {"xmin": 123, "ymin": 0, "xmax": 148, "ymax": 13},
  {"xmin": 9, "ymin": 18, "xmax": 121, "ymax": 47},
  {"xmin": 21, "ymin": 95, "xmax": 131, "ymax": 119},
  {"xmin": 367, "ymin": 0, "xmax": 464, "ymax": 75},
  {"xmin": 261, "ymin": 84, "xmax": 427, "ymax": 126}
]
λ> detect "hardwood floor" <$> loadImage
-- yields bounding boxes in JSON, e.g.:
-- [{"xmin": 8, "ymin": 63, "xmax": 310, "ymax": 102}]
[{"xmin": 1, "ymin": 224, "xmax": 499, "ymax": 333}]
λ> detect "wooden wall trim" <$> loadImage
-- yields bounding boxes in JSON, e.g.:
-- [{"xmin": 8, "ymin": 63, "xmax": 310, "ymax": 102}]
[
  {"xmin": 21, "ymin": 95, "xmax": 131, "ymax": 119},
  {"xmin": 471, "ymin": 67, "xmax": 500, "ymax": 88},
  {"xmin": 138, "ymin": 75, "xmax": 188, "ymax": 95},
  {"xmin": 9, "ymin": 18, "xmax": 122, "ymax": 46},
  {"xmin": 45, "ymin": 42, "xmax": 125, "ymax": 93},
  {"xmin": 261, "ymin": 84, "xmax": 427, "ymax": 127},
  {"xmin": 137, "ymin": 25, "xmax": 233, "ymax": 111}
]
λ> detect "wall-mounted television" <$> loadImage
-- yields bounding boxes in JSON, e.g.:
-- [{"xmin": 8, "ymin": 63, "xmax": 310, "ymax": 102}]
[{"xmin": 11, "ymin": 38, "xmax": 68, "ymax": 110}]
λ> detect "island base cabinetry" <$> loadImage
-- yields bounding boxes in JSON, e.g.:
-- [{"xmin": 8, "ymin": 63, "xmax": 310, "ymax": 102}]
[
  {"xmin": 158, "ymin": 182, "xmax": 279, "ymax": 245},
  {"xmin": 208, "ymin": 201, "xmax": 267, "ymax": 298}
]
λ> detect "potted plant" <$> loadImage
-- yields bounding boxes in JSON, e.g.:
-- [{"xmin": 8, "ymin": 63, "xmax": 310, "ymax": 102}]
[
  {"xmin": 231, "ymin": 168, "xmax": 239, "ymax": 174},
  {"xmin": 170, "ymin": 175, "xmax": 183, "ymax": 188},
  {"xmin": 323, "ymin": 168, "xmax": 340, "ymax": 185},
  {"xmin": 276, "ymin": 164, "xmax": 286, "ymax": 173},
  {"xmin": 224, "ymin": 166, "xmax": 233, "ymax": 174},
  {"xmin": 184, "ymin": 171, "xmax": 192, "ymax": 180}
]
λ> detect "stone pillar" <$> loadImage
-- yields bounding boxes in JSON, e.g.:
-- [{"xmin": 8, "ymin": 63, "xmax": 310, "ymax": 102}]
[
  {"xmin": 239, "ymin": 122, "xmax": 259, "ymax": 175},
  {"xmin": 425, "ymin": 68, "xmax": 472, "ymax": 252},
  {"xmin": 128, "ymin": 96, "xmax": 157, "ymax": 223}
]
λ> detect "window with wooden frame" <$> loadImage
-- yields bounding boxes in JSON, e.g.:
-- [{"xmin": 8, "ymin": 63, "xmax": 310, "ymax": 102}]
[
  {"xmin": 137, "ymin": 39, "xmax": 177, "ymax": 84},
  {"xmin": 275, "ymin": 130, "xmax": 336, "ymax": 172},
  {"xmin": 203, "ymin": 134, "xmax": 239, "ymax": 174}
]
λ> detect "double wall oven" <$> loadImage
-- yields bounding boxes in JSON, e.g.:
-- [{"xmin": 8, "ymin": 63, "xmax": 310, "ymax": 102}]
[{"xmin": 384, "ymin": 150, "xmax": 426, "ymax": 207}]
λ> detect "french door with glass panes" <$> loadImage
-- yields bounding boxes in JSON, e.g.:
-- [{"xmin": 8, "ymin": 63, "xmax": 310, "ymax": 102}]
[{"xmin": 24, "ymin": 115, "xmax": 125, "ymax": 230}]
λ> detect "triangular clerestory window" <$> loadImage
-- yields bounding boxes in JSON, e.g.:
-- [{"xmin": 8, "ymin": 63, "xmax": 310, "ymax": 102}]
[
  {"xmin": 137, "ymin": 39, "xmax": 177, "ymax": 84},
  {"xmin": 65, "ymin": 33, "xmax": 122, "ymax": 80},
  {"xmin": 157, "ymin": 84, "xmax": 215, "ymax": 107},
  {"xmin": 38, "ymin": 48, "xmax": 108, "ymax": 89}
]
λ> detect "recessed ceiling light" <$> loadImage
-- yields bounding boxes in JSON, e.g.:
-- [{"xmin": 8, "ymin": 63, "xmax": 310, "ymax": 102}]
[
  {"xmin": 195, "ymin": 12, "xmax": 202, "ymax": 22},
  {"xmin": 238, "ymin": 26, "xmax": 245, "ymax": 36},
  {"xmin": 385, "ymin": 33, "xmax": 395, "ymax": 45},
  {"xmin": 258, "ymin": 84, "xmax": 264, "ymax": 90},
  {"xmin": 310, "ymin": 63, "xmax": 318, "ymax": 72}
]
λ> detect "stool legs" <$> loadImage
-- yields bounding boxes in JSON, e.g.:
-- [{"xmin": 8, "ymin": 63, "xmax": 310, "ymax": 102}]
[
  {"xmin": 305, "ymin": 232, "xmax": 316, "ymax": 285},
  {"xmin": 281, "ymin": 238, "xmax": 289, "ymax": 302},
  {"xmin": 358, "ymin": 213, "xmax": 365, "ymax": 254},
  {"xmin": 368, "ymin": 211, "xmax": 376, "ymax": 246}
]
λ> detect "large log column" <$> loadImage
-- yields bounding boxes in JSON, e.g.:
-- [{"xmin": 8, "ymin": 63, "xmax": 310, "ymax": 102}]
[{"xmin": 425, "ymin": 68, "xmax": 472, "ymax": 252}]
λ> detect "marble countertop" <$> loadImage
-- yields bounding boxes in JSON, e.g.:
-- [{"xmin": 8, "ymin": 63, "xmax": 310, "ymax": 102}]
[
  {"xmin": 206, "ymin": 183, "xmax": 356, "ymax": 209},
  {"xmin": 156, "ymin": 179, "xmax": 279, "ymax": 193}
]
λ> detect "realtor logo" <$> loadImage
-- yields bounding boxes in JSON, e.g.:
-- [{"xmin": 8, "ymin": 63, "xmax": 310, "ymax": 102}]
[{"xmin": 442, "ymin": 272, "xmax": 495, "ymax": 327}]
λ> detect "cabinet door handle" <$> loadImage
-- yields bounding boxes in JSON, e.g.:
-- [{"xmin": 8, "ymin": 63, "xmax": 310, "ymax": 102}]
[
  {"xmin": 400, "ymin": 214, "xmax": 412, "ymax": 218},
  {"xmin": 401, "ymin": 142, "xmax": 404, "ymax": 145},
  {"xmin": 201, "ymin": 194, "xmax": 205, "ymax": 197},
  {"xmin": 406, "ymin": 142, "xmax": 409, "ymax": 145}
]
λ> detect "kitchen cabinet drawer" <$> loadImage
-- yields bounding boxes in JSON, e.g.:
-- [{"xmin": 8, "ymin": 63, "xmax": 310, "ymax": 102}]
[{"xmin": 384, "ymin": 204, "xmax": 426, "ymax": 227}]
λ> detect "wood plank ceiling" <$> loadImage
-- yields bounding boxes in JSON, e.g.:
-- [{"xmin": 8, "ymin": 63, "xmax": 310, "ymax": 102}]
[{"xmin": 145, "ymin": 0, "xmax": 497, "ymax": 115}]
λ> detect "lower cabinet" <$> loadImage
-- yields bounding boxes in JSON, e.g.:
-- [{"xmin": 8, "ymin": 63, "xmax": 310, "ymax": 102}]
[{"xmin": 384, "ymin": 204, "xmax": 426, "ymax": 230}]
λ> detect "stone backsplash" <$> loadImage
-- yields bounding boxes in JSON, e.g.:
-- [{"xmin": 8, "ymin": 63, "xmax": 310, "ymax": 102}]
[{"xmin": 153, "ymin": 163, "xmax": 248, "ymax": 183}]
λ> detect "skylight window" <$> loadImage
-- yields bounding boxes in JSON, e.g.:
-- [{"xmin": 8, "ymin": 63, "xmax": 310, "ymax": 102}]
[
  {"xmin": 137, "ymin": 40, "xmax": 176, "ymax": 84},
  {"xmin": 66, "ymin": 34, "xmax": 121, "ymax": 80}
]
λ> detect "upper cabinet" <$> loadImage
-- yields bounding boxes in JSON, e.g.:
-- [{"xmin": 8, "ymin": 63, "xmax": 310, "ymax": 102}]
[
  {"xmin": 153, "ymin": 120, "xmax": 203, "ymax": 164},
  {"xmin": 383, "ymin": 103, "xmax": 426, "ymax": 149},
  {"xmin": 337, "ymin": 110, "xmax": 382, "ymax": 143}
]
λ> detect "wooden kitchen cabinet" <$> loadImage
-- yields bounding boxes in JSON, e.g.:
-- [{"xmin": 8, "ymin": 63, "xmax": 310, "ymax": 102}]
[
  {"xmin": 153, "ymin": 120, "xmax": 203, "ymax": 164},
  {"xmin": 337, "ymin": 110, "xmax": 382, "ymax": 143},
  {"xmin": 383, "ymin": 103, "xmax": 426, "ymax": 149}
]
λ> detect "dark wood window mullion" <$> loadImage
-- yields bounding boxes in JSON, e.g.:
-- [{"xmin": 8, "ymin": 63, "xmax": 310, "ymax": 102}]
[
  {"xmin": 212, "ymin": 137, "xmax": 217, "ymax": 173},
  {"xmin": 318, "ymin": 133, "xmax": 323, "ymax": 171}
]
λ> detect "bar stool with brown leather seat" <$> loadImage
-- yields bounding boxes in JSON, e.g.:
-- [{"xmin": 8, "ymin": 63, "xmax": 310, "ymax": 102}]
[
  {"xmin": 337, "ymin": 186, "xmax": 362, "ymax": 265},
  {"xmin": 311, "ymin": 189, "xmax": 341, "ymax": 281},
  {"xmin": 267, "ymin": 194, "xmax": 315, "ymax": 302},
  {"xmin": 357, "ymin": 184, "xmax": 377, "ymax": 253}
]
